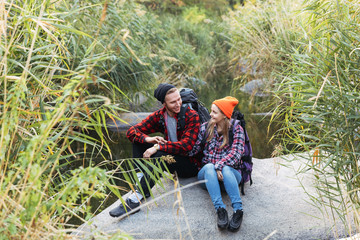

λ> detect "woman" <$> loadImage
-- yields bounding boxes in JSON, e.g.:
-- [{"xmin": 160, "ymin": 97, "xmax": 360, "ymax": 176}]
[{"xmin": 189, "ymin": 96, "xmax": 245, "ymax": 232}]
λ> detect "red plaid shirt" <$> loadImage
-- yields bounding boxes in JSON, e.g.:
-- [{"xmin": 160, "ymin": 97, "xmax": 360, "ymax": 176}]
[{"xmin": 127, "ymin": 107, "xmax": 200, "ymax": 157}]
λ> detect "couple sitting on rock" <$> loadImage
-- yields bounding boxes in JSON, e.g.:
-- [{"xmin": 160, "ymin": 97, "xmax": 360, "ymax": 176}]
[{"xmin": 109, "ymin": 83, "xmax": 246, "ymax": 232}]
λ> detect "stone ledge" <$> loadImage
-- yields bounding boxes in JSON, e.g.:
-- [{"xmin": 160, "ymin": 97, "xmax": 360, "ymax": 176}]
[{"xmin": 74, "ymin": 156, "xmax": 355, "ymax": 239}]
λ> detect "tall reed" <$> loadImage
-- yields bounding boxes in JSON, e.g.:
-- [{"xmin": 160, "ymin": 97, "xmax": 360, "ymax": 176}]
[
  {"xmin": 0, "ymin": 0, "xmax": 171, "ymax": 238},
  {"xmin": 225, "ymin": 0, "xmax": 303, "ymax": 85},
  {"xmin": 228, "ymin": 0, "xmax": 359, "ymax": 237},
  {"xmin": 271, "ymin": 0, "xmax": 360, "ymax": 237}
]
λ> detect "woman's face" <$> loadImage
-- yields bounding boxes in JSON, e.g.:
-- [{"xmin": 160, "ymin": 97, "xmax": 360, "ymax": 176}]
[{"xmin": 210, "ymin": 104, "xmax": 226, "ymax": 125}]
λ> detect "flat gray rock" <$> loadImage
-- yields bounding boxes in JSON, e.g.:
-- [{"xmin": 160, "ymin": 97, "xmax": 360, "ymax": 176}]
[
  {"xmin": 106, "ymin": 112, "xmax": 151, "ymax": 131},
  {"xmin": 74, "ymin": 156, "xmax": 347, "ymax": 239},
  {"xmin": 240, "ymin": 79, "xmax": 269, "ymax": 97}
]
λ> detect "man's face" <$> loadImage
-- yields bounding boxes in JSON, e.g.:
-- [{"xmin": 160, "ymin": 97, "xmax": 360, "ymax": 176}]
[{"xmin": 164, "ymin": 90, "xmax": 182, "ymax": 116}]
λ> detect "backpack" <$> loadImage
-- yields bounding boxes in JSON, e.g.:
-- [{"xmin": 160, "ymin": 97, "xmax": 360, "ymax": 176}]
[
  {"xmin": 177, "ymin": 88, "xmax": 211, "ymax": 131},
  {"xmin": 231, "ymin": 111, "xmax": 253, "ymax": 195},
  {"xmin": 201, "ymin": 110, "xmax": 253, "ymax": 195}
]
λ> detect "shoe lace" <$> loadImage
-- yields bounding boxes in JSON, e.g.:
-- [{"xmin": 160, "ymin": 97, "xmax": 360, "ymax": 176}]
[{"xmin": 218, "ymin": 208, "xmax": 226, "ymax": 219}]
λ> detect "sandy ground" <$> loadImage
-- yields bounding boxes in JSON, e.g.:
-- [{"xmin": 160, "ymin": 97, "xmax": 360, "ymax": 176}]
[{"xmin": 73, "ymin": 155, "xmax": 356, "ymax": 240}]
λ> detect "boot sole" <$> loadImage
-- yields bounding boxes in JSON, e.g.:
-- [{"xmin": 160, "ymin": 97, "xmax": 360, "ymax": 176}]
[
  {"xmin": 217, "ymin": 222, "xmax": 228, "ymax": 230},
  {"xmin": 228, "ymin": 222, "xmax": 241, "ymax": 232}
]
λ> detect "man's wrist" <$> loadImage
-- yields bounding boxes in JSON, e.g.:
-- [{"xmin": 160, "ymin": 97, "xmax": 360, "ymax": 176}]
[{"xmin": 153, "ymin": 144, "xmax": 160, "ymax": 151}]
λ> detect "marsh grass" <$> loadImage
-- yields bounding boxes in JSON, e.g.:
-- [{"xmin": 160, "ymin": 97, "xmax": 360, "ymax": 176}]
[
  {"xmin": 1, "ymin": 0, "xmax": 238, "ymax": 237},
  {"xmin": 227, "ymin": 0, "xmax": 359, "ymax": 237},
  {"xmin": 0, "ymin": 0, "xmax": 175, "ymax": 238},
  {"xmin": 269, "ymin": 0, "xmax": 360, "ymax": 237},
  {"xmin": 225, "ymin": 0, "xmax": 303, "ymax": 86}
]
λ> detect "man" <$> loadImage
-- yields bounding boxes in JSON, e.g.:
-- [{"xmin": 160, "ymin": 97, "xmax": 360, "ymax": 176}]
[{"xmin": 109, "ymin": 83, "xmax": 201, "ymax": 218}]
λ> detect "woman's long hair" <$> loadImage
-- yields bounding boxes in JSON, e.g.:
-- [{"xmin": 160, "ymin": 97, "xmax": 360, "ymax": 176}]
[{"xmin": 205, "ymin": 114, "xmax": 231, "ymax": 149}]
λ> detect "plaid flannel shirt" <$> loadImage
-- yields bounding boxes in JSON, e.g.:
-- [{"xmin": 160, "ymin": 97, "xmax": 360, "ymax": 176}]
[
  {"xmin": 127, "ymin": 106, "xmax": 200, "ymax": 157},
  {"xmin": 189, "ymin": 122, "xmax": 245, "ymax": 171}
]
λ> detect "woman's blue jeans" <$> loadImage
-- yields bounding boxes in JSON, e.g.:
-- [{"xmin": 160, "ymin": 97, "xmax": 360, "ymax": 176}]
[{"xmin": 198, "ymin": 163, "xmax": 243, "ymax": 211}]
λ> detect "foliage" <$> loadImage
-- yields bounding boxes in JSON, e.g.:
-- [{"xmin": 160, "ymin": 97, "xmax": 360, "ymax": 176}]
[
  {"xmin": 154, "ymin": 13, "xmax": 231, "ymax": 92},
  {"xmin": 182, "ymin": 6, "xmax": 207, "ymax": 24},
  {"xmin": 225, "ymin": 0, "xmax": 303, "ymax": 88},
  {"xmin": 270, "ymin": 0, "xmax": 360, "ymax": 236},
  {"xmin": 139, "ymin": 0, "xmax": 230, "ymax": 15},
  {"xmin": 228, "ymin": 0, "xmax": 360, "ymax": 236},
  {"xmin": 58, "ymin": 1, "xmax": 232, "ymax": 111},
  {"xmin": 0, "ymin": 0, "xmax": 173, "ymax": 238},
  {"xmin": 59, "ymin": 0, "xmax": 158, "ymax": 109}
]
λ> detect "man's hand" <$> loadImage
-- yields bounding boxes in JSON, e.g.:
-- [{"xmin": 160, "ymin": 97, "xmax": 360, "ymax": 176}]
[
  {"xmin": 143, "ymin": 146, "xmax": 157, "ymax": 158},
  {"xmin": 216, "ymin": 170, "xmax": 223, "ymax": 181},
  {"xmin": 145, "ymin": 136, "xmax": 167, "ymax": 144}
]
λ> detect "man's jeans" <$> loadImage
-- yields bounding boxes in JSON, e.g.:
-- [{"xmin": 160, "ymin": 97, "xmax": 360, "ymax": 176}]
[
  {"xmin": 132, "ymin": 142, "xmax": 198, "ymax": 198},
  {"xmin": 198, "ymin": 163, "xmax": 243, "ymax": 211}
]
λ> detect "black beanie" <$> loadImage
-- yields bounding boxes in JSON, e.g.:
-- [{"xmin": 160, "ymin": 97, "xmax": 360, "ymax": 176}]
[{"xmin": 154, "ymin": 83, "xmax": 176, "ymax": 103}]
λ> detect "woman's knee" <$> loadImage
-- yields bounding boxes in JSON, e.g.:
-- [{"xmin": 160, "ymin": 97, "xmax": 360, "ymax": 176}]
[
  {"xmin": 198, "ymin": 163, "xmax": 215, "ymax": 180},
  {"xmin": 201, "ymin": 163, "xmax": 217, "ymax": 178},
  {"xmin": 222, "ymin": 165, "xmax": 233, "ymax": 176},
  {"xmin": 222, "ymin": 166, "xmax": 241, "ymax": 183},
  {"xmin": 203, "ymin": 163, "xmax": 215, "ymax": 171}
]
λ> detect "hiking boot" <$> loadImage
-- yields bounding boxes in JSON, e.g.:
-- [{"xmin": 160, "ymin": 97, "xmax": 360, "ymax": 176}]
[
  {"xmin": 216, "ymin": 207, "xmax": 229, "ymax": 229},
  {"xmin": 228, "ymin": 209, "xmax": 243, "ymax": 232},
  {"xmin": 109, "ymin": 198, "xmax": 140, "ymax": 218}
]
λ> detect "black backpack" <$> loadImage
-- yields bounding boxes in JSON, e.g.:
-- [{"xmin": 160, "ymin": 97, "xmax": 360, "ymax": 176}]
[
  {"xmin": 177, "ymin": 88, "xmax": 211, "ymax": 131},
  {"xmin": 201, "ymin": 110, "xmax": 253, "ymax": 195}
]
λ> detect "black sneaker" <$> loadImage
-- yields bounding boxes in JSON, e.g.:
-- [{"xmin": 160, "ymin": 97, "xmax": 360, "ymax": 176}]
[
  {"xmin": 109, "ymin": 198, "xmax": 140, "ymax": 218},
  {"xmin": 216, "ymin": 207, "xmax": 229, "ymax": 229},
  {"xmin": 228, "ymin": 209, "xmax": 243, "ymax": 232}
]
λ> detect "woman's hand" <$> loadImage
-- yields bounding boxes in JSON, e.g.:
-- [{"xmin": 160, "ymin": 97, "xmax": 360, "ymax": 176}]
[
  {"xmin": 145, "ymin": 136, "xmax": 167, "ymax": 144},
  {"xmin": 216, "ymin": 170, "xmax": 223, "ymax": 181}
]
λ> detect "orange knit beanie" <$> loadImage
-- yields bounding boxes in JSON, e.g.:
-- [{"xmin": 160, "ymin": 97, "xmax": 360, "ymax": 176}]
[{"xmin": 213, "ymin": 96, "xmax": 239, "ymax": 119}]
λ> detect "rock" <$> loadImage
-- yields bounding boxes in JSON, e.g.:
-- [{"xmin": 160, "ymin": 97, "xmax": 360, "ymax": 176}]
[
  {"xmin": 184, "ymin": 77, "xmax": 207, "ymax": 92},
  {"xmin": 240, "ymin": 79, "xmax": 269, "ymax": 97},
  {"xmin": 73, "ymin": 155, "xmax": 350, "ymax": 239},
  {"xmin": 106, "ymin": 112, "xmax": 151, "ymax": 132}
]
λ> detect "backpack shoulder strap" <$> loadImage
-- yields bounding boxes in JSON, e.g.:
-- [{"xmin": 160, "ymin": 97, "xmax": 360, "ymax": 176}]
[
  {"xmin": 229, "ymin": 119, "xmax": 239, "ymax": 146},
  {"xmin": 200, "ymin": 122, "xmax": 209, "ymax": 150},
  {"xmin": 158, "ymin": 114, "xmax": 165, "ymax": 132},
  {"xmin": 178, "ymin": 103, "xmax": 191, "ymax": 131}
]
